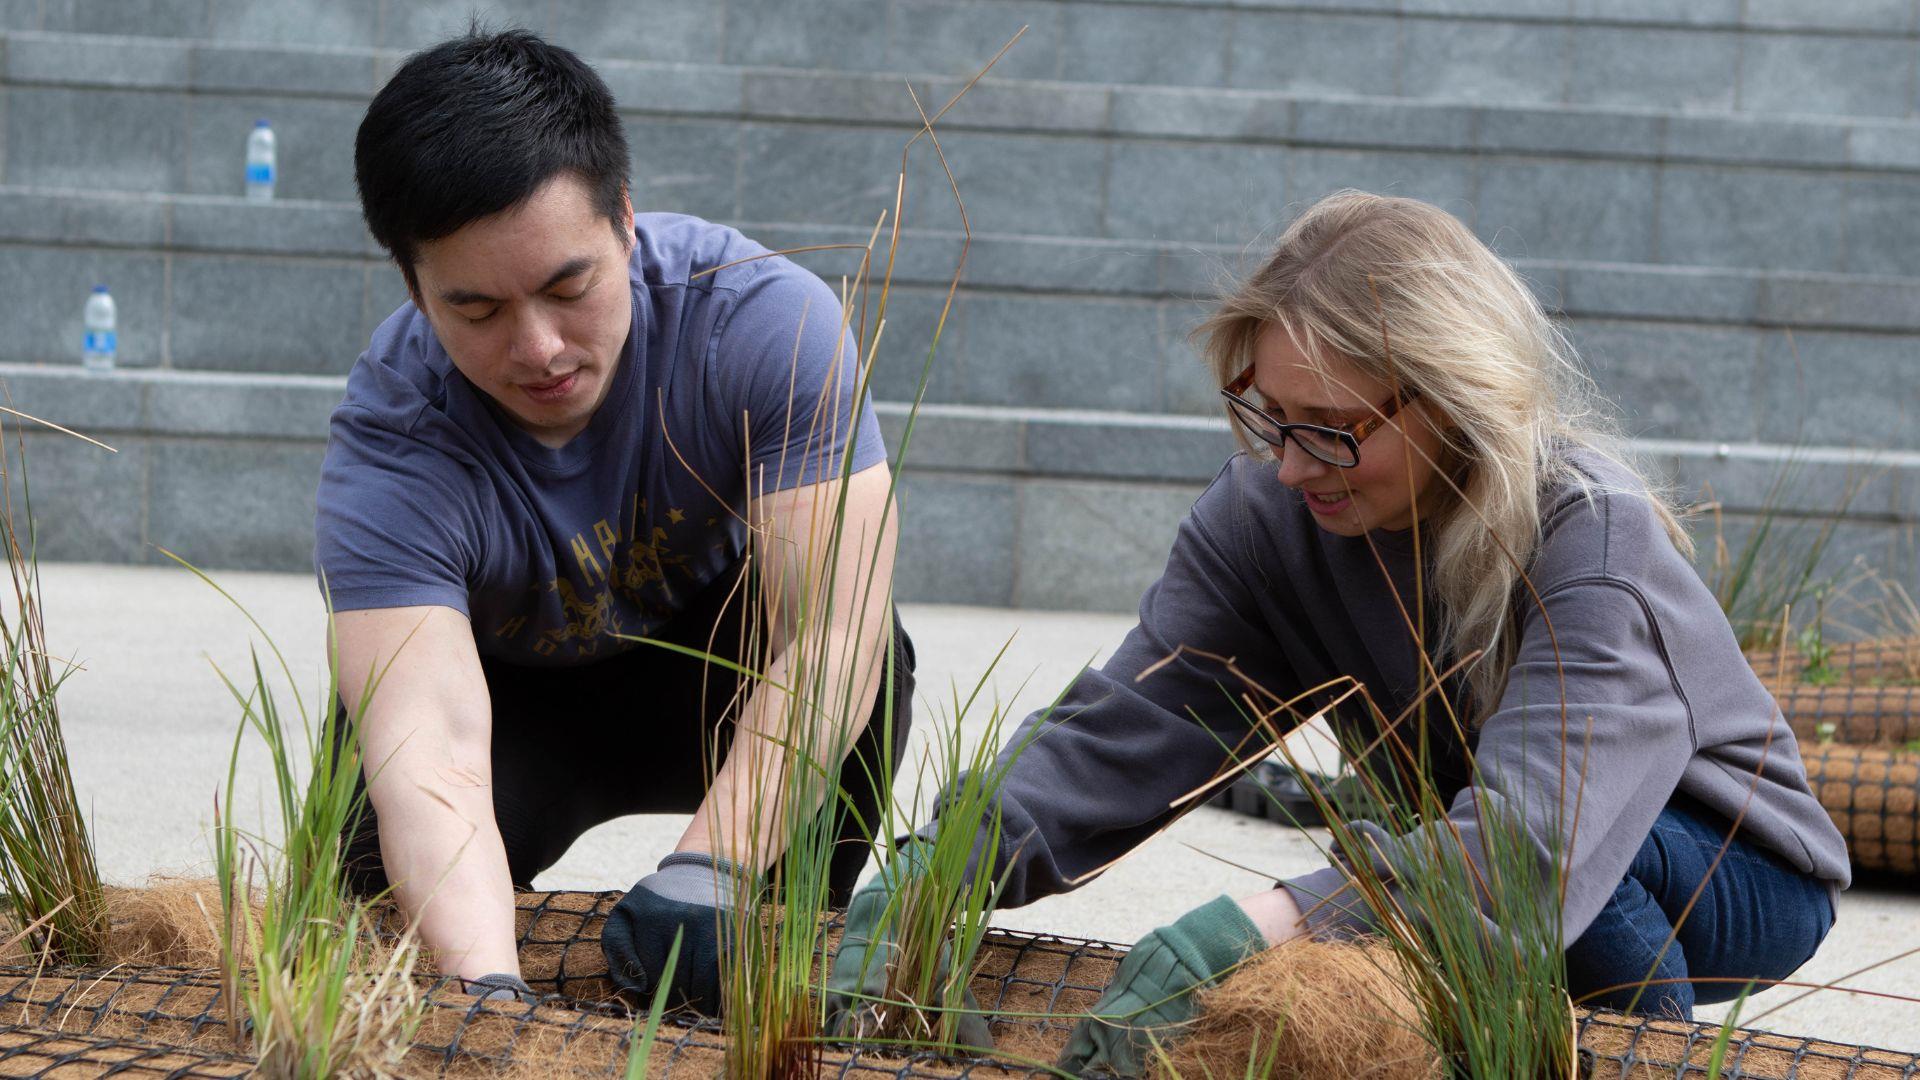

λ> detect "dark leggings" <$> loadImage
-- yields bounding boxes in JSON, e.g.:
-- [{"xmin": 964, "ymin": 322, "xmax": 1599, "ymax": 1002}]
[{"xmin": 338, "ymin": 562, "xmax": 914, "ymax": 908}]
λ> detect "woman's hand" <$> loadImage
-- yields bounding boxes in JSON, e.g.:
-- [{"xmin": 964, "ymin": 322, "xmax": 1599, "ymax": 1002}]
[
  {"xmin": 1057, "ymin": 895, "xmax": 1267, "ymax": 1076},
  {"xmin": 1237, "ymin": 886, "xmax": 1308, "ymax": 947}
]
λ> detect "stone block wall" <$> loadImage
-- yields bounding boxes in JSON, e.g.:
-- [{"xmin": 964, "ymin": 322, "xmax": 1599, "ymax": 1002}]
[{"xmin": 0, "ymin": 0, "xmax": 1915, "ymax": 609}]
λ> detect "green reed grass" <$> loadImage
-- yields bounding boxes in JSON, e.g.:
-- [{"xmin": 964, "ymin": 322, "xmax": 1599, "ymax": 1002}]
[
  {"xmin": 1704, "ymin": 983, "xmax": 1754, "ymax": 1080},
  {"xmin": 1217, "ymin": 675, "xmax": 1576, "ymax": 1079},
  {"xmin": 176, "ymin": 555, "xmax": 425, "ymax": 1076},
  {"xmin": 1701, "ymin": 457, "xmax": 1864, "ymax": 653},
  {"xmin": 837, "ymin": 645, "xmax": 1055, "ymax": 1053},
  {"xmin": 624, "ymin": 928, "xmax": 682, "ymax": 1080},
  {"xmin": 601, "ymin": 35, "xmax": 1028, "ymax": 1079},
  {"xmin": 0, "ymin": 423, "xmax": 108, "ymax": 964}
]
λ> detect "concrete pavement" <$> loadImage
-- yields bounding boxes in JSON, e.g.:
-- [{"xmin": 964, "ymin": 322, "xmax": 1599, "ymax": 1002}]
[{"xmin": 28, "ymin": 562, "xmax": 1920, "ymax": 1051}]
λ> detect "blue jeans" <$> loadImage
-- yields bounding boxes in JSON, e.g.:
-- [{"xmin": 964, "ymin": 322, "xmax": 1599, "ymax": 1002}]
[{"xmin": 1565, "ymin": 795, "xmax": 1836, "ymax": 1020}]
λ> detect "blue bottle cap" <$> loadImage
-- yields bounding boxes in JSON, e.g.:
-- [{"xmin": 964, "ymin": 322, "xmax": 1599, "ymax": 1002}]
[
  {"xmin": 255, "ymin": 118, "xmax": 271, "ymax": 127},
  {"xmin": 92, "ymin": 284, "xmax": 109, "ymax": 293}
]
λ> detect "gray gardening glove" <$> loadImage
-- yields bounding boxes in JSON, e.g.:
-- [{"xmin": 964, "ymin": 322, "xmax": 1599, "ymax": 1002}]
[
  {"xmin": 824, "ymin": 841, "xmax": 995, "ymax": 1052},
  {"xmin": 603, "ymin": 851, "xmax": 755, "ymax": 1015}
]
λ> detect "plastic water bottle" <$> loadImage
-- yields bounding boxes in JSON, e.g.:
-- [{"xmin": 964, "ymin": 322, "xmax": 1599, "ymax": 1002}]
[
  {"xmin": 82, "ymin": 286, "xmax": 116, "ymax": 374},
  {"xmin": 246, "ymin": 119, "xmax": 276, "ymax": 201}
]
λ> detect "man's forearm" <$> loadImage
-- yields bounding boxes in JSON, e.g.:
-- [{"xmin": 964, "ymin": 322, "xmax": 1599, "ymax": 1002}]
[
  {"xmin": 369, "ymin": 764, "xmax": 521, "ymax": 980},
  {"xmin": 678, "ymin": 616, "xmax": 890, "ymax": 872}
]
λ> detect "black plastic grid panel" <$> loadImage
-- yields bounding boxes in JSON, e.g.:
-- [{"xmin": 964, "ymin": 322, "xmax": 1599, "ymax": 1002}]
[
  {"xmin": 0, "ymin": 915, "xmax": 1914, "ymax": 1077},
  {"xmin": 1577, "ymin": 1008, "xmax": 1920, "ymax": 1079},
  {"xmin": 0, "ymin": 1026, "xmax": 255, "ymax": 1078},
  {"xmin": 508, "ymin": 888, "xmax": 622, "ymax": 1000},
  {"xmin": 961, "ymin": 925, "xmax": 1122, "ymax": 1050}
]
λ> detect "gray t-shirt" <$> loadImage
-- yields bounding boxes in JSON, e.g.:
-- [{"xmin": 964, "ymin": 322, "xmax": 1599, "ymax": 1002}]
[
  {"xmin": 971, "ymin": 449, "xmax": 1849, "ymax": 944},
  {"xmin": 314, "ymin": 213, "xmax": 885, "ymax": 667}
]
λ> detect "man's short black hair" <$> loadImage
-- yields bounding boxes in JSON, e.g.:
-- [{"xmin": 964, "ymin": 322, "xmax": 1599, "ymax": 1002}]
[{"xmin": 355, "ymin": 28, "xmax": 632, "ymax": 289}]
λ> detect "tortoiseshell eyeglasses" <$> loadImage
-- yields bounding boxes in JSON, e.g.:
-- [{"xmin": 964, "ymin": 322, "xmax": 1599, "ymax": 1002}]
[{"xmin": 1220, "ymin": 365, "xmax": 1420, "ymax": 468}]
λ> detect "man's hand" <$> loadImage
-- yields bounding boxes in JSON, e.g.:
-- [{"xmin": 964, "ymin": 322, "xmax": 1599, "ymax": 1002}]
[
  {"xmin": 824, "ymin": 842, "xmax": 994, "ymax": 1050},
  {"xmin": 602, "ymin": 852, "xmax": 756, "ymax": 1014},
  {"xmin": 1058, "ymin": 895, "xmax": 1266, "ymax": 1077}
]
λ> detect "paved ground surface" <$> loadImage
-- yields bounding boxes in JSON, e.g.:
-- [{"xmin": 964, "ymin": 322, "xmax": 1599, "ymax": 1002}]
[{"xmin": 29, "ymin": 562, "xmax": 1920, "ymax": 1050}]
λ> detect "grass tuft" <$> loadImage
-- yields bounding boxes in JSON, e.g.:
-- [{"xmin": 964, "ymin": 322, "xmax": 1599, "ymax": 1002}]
[
  {"xmin": 0, "ymin": 420, "xmax": 108, "ymax": 964},
  {"xmin": 170, "ymin": 554, "xmax": 427, "ymax": 1077}
]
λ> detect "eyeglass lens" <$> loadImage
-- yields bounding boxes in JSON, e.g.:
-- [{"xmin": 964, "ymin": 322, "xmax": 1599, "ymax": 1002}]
[{"xmin": 1225, "ymin": 398, "xmax": 1358, "ymax": 466}]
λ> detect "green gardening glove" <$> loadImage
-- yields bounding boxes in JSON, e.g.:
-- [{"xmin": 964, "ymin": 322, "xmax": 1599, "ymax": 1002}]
[
  {"xmin": 824, "ymin": 841, "xmax": 995, "ymax": 1052},
  {"xmin": 1058, "ymin": 895, "xmax": 1266, "ymax": 1078}
]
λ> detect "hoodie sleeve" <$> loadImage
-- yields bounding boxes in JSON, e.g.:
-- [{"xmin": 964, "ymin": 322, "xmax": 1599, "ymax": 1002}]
[
  {"xmin": 1281, "ymin": 491, "xmax": 1702, "ymax": 946},
  {"xmin": 958, "ymin": 461, "xmax": 1305, "ymax": 907}
]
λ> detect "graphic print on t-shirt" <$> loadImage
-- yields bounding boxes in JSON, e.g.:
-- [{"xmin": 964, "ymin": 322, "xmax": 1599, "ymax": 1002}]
[{"xmin": 491, "ymin": 493, "xmax": 704, "ymax": 660}]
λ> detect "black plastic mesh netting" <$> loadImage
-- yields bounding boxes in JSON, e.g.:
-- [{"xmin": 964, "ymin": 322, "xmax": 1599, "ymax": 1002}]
[
  {"xmin": 0, "ymin": 964, "xmax": 1037, "ymax": 1078},
  {"xmin": 1577, "ymin": 1008, "xmax": 1920, "ymax": 1079},
  {"xmin": 512, "ymin": 888, "xmax": 620, "ymax": 999},
  {"xmin": 0, "ymin": 1025, "xmax": 254, "ymax": 1078},
  {"xmin": 0, "ymin": 894, "xmax": 1911, "ymax": 1076}
]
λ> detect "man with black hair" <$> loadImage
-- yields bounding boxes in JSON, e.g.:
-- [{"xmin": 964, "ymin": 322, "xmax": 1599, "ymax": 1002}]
[{"xmin": 316, "ymin": 29, "xmax": 908, "ymax": 1012}]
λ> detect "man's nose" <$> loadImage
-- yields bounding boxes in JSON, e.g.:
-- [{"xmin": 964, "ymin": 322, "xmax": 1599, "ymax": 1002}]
[{"xmin": 509, "ymin": 309, "xmax": 566, "ymax": 368}]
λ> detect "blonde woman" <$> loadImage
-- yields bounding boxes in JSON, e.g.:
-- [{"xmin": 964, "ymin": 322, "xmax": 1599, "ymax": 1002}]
[{"xmin": 825, "ymin": 192, "xmax": 1848, "ymax": 1073}]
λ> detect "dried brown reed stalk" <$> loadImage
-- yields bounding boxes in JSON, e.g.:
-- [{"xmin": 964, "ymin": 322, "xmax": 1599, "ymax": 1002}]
[{"xmin": 1153, "ymin": 938, "xmax": 1439, "ymax": 1080}]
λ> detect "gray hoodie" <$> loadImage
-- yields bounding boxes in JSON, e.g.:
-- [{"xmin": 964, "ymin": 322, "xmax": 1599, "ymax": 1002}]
[{"xmin": 966, "ymin": 449, "xmax": 1849, "ymax": 944}]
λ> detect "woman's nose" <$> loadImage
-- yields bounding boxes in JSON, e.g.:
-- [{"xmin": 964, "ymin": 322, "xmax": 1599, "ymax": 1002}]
[{"xmin": 1274, "ymin": 440, "xmax": 1331, "ymax": 488}]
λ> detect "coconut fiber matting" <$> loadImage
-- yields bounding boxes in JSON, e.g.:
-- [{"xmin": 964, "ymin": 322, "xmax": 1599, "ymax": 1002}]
[
  {"xmin": 1748, "ymin": 636, "xmax": 1920, "ymax": 688},
  {"xmin": 1804, "ymin": 741, "xmax": 1920, "ymax": 875},
  {"xmin": 0, "ymin": 966, "xmax": 1038, "ymax": 1079},
  {"xmin": 0, "ymin": 952, "xmax": 1914, "ymax": 1077},
  {"xmin": 502, "ymin": 890, "xmax": 1119, "ymax": 1028},
  {"xmin": 1744, "ymin": 635, "xmax": 1920, "ymax": 746},
  {"xmin": 0, "ymin": 1025, "xmax": 256, "ymax": 1078},
  {"xmin": 1577, "ymin": 1009, "xmax": 1920, "ymax": 1079},
  {"xmin": 501, "ymin": 893, "xmax": 1920, "ymax": 1077},
  {"xmin": 1760, "ymin": 684, "xmax": 1920, "ymax": 746}
]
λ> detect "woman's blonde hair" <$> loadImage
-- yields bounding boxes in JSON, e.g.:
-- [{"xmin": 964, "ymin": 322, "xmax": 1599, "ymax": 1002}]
[{"xmin": 1196, "ymin": 190, "xmax": 1693, "ymax": 714}]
